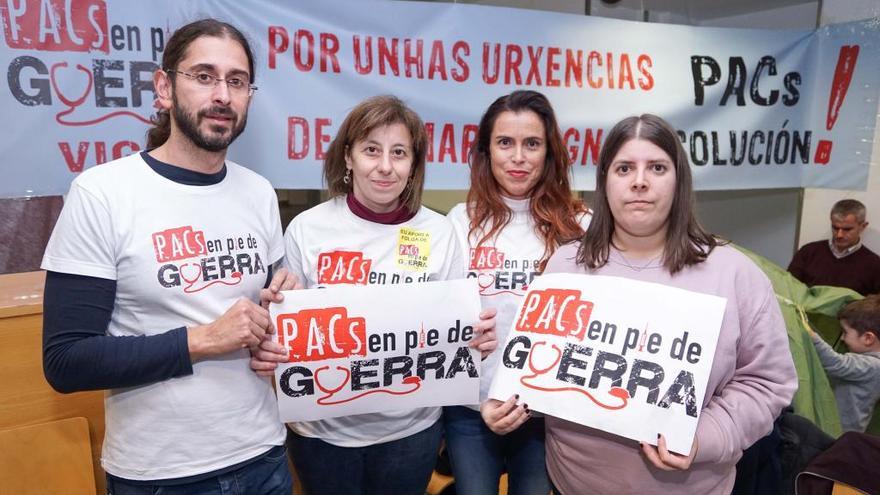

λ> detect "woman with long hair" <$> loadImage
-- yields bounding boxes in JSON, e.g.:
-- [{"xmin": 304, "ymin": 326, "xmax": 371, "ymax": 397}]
[
  {"xmin": 445, "ymin": 90, "xmax": 588, "ymax": 495},
  {"xmin": 539, "ymin": 114, "xmax": 797, "ymax": 493},
  {"xmin": 251, "ymin": 95, "xmax": 497, "ymax": 495}
]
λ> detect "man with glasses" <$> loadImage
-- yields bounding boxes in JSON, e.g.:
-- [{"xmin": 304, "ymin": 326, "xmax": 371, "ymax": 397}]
[{"xmin": 41, "ymin": 19, "xmax": 294, "ymax": 494}]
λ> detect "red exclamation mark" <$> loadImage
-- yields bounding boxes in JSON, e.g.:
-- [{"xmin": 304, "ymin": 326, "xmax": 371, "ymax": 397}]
[{"xmin": 815, "ymin": 45, "xmax": 859, "ymax": 165}]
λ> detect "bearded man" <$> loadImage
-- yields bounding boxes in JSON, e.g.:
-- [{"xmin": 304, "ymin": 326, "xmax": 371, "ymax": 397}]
[{"xmin": 41, "ymin": 19, "xmax": 295, "ymax": 495}]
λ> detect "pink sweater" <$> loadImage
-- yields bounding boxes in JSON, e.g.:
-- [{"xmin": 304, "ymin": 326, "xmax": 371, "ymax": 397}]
[{"xmin": 544, "ymin": 243, "xmax": 797, "ymax": 495}]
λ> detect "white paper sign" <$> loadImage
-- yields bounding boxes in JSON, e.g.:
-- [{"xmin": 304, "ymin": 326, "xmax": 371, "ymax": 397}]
[
  {"xmin": 270, "ymin": 278, "xmax": 481, "ymax": 422},
  {"xmin": 489, "ymin": 273, "xmax": 726, "ymax": 454}
]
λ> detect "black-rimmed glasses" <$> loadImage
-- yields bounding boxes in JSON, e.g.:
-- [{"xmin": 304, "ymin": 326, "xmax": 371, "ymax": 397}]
[{"xmin": 165, "ymin": 69, "xmax": 257, "ymax": 96}]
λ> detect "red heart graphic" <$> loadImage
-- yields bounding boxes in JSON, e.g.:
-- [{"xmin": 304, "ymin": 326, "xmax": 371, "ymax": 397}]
[
  {"xmin": 179, "ymin": 263, "xmax": 202, "ymax": 284},
  {"xmin": 477, "ymin": 273, "xmax": 495, "ymax": 290},
  {"xmin": 528, "ymin": 341, "xmax": 562, "ymax": 375},
  {"xmin": 314, "ymin": 366, "xmax": 351, "ymax": 394},
  {"xmin": 50, "ymin": 62, "xmax": 92, "ymax": 108}
]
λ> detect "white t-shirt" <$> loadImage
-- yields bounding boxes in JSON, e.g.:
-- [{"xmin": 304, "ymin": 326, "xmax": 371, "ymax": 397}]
[
  {"xmin": 41, "ymin": 153, "xmax": 286, "ymax": 480},
  {"xmin": 448, "ymin": 198, "xmax": 590, "ymax": 407},
  {"xmin": 284, "ymin": 196, "xmax": 464, "ymax": 447}
]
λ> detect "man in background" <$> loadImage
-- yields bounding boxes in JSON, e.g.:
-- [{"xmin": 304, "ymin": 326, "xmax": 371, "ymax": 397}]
[{"xmin": 788, "ymin": 199, "xmax": 880, "ymax": 295}]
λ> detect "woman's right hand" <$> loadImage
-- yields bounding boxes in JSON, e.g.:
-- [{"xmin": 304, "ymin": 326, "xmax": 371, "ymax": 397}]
[
  {"xmin": 640, "ymin": 434, "xmax": 698, "ymax": 471},
  {"xmin": 480, "ymin": 395, "xmax": 530, "ymax": 435}
]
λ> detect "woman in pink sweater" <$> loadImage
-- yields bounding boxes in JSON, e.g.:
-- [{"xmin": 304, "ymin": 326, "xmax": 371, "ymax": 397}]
[{"xmin": 541, "ymin": 114, "xmax": 798, "ymax": 494}]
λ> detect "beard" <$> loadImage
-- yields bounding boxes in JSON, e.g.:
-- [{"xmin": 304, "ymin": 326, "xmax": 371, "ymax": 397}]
[{"xmin": 172, "ymin": 93, "xmax": 248, "ymax": 153}]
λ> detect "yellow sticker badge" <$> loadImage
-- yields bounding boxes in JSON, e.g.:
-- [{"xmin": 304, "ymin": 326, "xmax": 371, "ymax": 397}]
[{"xmin": 396, "ymin": 227, "xmax": 430, "ymax": 272}]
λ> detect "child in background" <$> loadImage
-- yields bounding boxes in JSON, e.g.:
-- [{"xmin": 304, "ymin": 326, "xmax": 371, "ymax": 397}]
[{"xmin": 811, "ymin": 295, "xmax": 880, "ymax": 432}]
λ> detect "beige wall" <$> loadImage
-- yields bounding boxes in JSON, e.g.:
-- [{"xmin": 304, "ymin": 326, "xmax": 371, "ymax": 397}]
[{"xmin": 422, "ymin": 190, "xmax": 468, "ymax": 214}]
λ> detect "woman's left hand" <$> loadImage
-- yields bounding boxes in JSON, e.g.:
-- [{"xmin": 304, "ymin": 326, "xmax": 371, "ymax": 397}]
[
  {"xmin": 469, "ymin": 307, "xmax": 498, "ymax": 360},
  {"xmin": 640, "ymin": 434, "xmax": 698, "ymax": 471}
]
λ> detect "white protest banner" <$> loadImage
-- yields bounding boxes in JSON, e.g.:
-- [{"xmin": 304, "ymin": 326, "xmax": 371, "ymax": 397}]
[
  {"xmin": 489, "ymin": 273, "xmax": 726, "ymax": 454},
  {"xmin": 270, "ymin": 278, "xmax": 481, "ymax": 422},
  {"xmin": 2, "ymin": 0, "xmax": 880, "ymax": 197}
]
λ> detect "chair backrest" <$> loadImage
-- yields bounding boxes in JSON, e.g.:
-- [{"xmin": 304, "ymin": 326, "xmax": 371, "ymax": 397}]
[
  {"xmin": 831, "ymin": 482, "xmax": 866, "ymax": 495},
  {"xmin": 0, "ymin": 417, "xmax": 96, "ymax": 495}
]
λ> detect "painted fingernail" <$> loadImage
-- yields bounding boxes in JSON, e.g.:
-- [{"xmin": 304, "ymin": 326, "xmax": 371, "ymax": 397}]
[
  {"xmin": 515, "ymin": 394, "xmax": 520, "ymax": 399},
  {"xmin": 524, "ymin": 403, "xmax": 529, "ymax": 409},
  {"xmin": 657, "ymin": 433, "xmax": 661, "ymax": 439}
]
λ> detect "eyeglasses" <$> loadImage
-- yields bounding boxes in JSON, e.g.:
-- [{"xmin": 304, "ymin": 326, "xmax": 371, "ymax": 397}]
[{"xmin": 165, "ymin": 69, "xmax": 258, "ymax": 96}]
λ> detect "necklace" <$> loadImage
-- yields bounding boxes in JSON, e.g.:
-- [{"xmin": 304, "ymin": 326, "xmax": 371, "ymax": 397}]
[{"xmin": 615, "ymin": 250, "xmax": 663, "ymax": 272}]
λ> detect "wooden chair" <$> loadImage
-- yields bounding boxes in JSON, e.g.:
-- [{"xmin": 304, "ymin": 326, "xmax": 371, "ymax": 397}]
[
  {"xmin": 831, "ymin": 481, "xmax": 867, "ymax": 495},
  {"xmin": 426, "ymin": 470, "xmax": 455, "ymax": 495},
  {"xmin": 0, "ymin": 271, "xmax": 106, "ymax": 494},
  {"xmin": 426, "ymin": 471, "xmax": 512, "ymax": 495},
  {"xmin": 0, "ymin": 417, "xmax": 95, "ymax": 495}
]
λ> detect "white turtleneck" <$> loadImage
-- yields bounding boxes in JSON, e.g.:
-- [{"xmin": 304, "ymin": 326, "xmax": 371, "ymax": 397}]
[{"xmin": 448, "ymin": 197, "xmax": 590, "ymax": 406}]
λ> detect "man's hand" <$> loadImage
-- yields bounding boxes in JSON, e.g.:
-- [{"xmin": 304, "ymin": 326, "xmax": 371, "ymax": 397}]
[
  {"xmin": 250, "ymin": 338, "xmax": 290, "ymax": 377},
  {"xmin": 187, "ymin": 298, "xmax": 270, "ymax": 362},
  {"xmin": 481, "ymin": 395, "xmax": 530, "ymax": 435},
  {"xmin": 640, "ymin": 434, "xmax": 699, "ymax": 471},
  {"xmin": 470, "ymin": 307, "xmax": 498, "ymax": 360}
]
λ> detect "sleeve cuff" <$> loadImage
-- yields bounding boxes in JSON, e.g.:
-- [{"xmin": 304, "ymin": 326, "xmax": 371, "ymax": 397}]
[
  {"xmin": 41, "ymin": 256, "xmax": 118, "ymax": 280},
  {"xmin": 171, "ymin": 326, "xmax": 194, "ymax": 377}
]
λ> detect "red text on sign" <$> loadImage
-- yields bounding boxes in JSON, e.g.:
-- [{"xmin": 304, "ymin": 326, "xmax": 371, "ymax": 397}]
[
  {"xmin": 515, "ymin": 288, "xmax": 594, "ymax": 340},
  {"xmin": 276, "ymin": 307, "xmax": 367, "ymax": 362}
]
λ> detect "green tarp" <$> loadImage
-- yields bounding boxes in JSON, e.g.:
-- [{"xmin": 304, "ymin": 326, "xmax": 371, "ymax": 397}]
[{"xmin": 735, "ymin": 245, "xmax": 878, "ymax": 437}]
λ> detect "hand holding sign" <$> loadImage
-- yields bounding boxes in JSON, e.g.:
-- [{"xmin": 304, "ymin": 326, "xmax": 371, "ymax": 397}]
[
  {"xmin": 641, "ymin": 434, "xmax": 699, "ymax": 471},
  {"xmin": 489, "ymin": 273, "xmax": 726, "ymax": 455},
  {"xmin": 481, "ymin": 395, "xmax": 530, "ymax": 435},
  {"xmin": 471, "ymin": 307, "xmax": 499, "ymax": 359},
  {"xmin": 260, "ymin": 267, "xmax": 302, "ymax": 310},
  {"xmin": 252, "ymin": 267, "xmax": 304, "ymax": 375},
  {"xmin": 251, "ymin": 338, "xmax": 289, "ymax": 377},
  {"xmin": 270, "ymin": 279, "xmax": 483, "ymax": 421}
]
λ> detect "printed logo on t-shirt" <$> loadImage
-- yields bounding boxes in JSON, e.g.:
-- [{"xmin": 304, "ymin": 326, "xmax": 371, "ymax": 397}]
[
  {"xmin": 153, "ymin": 225, "xmax": 266, "ymax": 293},
  {"xmin": 469, "ymin": 246, "xmax": 505, "ymax": 270},
  {"xmin": 152, "ymin": 226, "xmax": 206, "ymax": 261},
  {"xmin": 467, "ymin": 247, "xmax": 539, "ymax": 297},
  {"xmin": 318, "ymin": 251, "xmax": 373, "ymax": 285},
  {"xmin": 396, "ymin": 227, "xmax": 430, "ymax": 272},
  {"xmin": 315, "ymin": 248, "xmax": 432, "ymax": 287}
]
